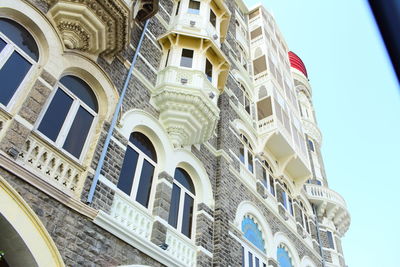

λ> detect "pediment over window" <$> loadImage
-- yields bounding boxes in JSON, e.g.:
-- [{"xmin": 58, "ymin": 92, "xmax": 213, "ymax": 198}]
[{"xmin": 45, "ymin": 0, "xmax": 130, "ymax": 62}]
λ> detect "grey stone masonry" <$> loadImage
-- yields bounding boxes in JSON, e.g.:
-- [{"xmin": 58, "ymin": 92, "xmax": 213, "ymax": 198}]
[
  {"xmin": 0, "ymin": 168, "xmax": 165, "ymax": 267},
  {"xmin": 0, "ymin": 120, "xmax": 30, "ymax": 156},
  {"xmin": 195, "ymin": 203, "xmax": 214, "ymax": 254},
  {"xmin": 152, "ymin": 172, "xmax": 173, "ymax": 221},
  {"xmin": 150, "ymin": 220, "xmax": 167, "ymax": 247}
]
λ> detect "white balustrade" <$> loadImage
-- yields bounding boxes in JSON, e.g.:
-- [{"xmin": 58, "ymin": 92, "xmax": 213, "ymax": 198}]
[
  {"xmin": 171, "ymin": 13, "xmax": 220, "ymax": 47},
  {"xmin": 110, "ymin": 190, "xmax": 153, "ymax": 239},
  {"xmin": 305, "ymin": 184, "xmax": 347, "ymax": 208},
  {"xmin": 165, "ymin": 227, "xmax": 197, "ymax": 267},
  {"xmin": 18, "ymin": 134, "xmax": 85, "ymax": 197}
]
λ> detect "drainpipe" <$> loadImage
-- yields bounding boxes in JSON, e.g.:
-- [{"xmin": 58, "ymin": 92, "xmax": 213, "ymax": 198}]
[
  {"xmin": 313, "ymin": 205, "xmax": 326, "ymax": 267},
  {"xmin": 87, "ymin": 20, "xmax": 150, "ymax": 203}
]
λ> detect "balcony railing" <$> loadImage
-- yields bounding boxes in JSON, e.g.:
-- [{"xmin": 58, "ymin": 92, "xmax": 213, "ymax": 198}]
[
  {"xmin": 304, "ymin": 184, "xmax": 346, "ymax": 209},
  {"xmin": 165, "ymin": 226, "xmax": 197, "ymax": 267},
  {"xmin": 18, "ymin": 134, "xmax": 85, "ymax": 197},
  {"xmin": 110, "ymin": 190, "xmax": 153, "ymax": 239},
  {"xmin": 170, "ymin": 13, "xmax": 220, "ymax": 47}
]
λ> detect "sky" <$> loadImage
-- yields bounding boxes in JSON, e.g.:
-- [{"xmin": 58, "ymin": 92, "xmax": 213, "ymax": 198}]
[{"xmin": 244, "ymin": 0, "xmax": 400, "ymax": 266}]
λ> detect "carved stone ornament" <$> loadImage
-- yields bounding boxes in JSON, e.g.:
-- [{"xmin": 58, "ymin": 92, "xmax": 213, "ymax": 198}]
[{"xmin": 45, "ymin": 0, "xmax": 130, "ymax": 61}]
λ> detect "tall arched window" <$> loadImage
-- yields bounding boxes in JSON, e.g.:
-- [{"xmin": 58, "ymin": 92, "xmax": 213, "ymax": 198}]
[
  {"xmin": 277, "ymin": 244, "xmax": 293, "ymax": 267},
  {"xmin": 241, "ymin": 216, "xmax": 267, "ymax": 267},
  {"xmin": 117, "ymin": 132, "xmax": 157, "ymax": 208},
  {"xmin": 0, "ymin": 18, "xmax": 39, "ymax": 107},
  {"xmin": 37, "ymin": 75, "xmax": 98, "ymax": 160},
  {"xmin": 168, "ymin": 167, "xmax": 195, "ymax": 238}
]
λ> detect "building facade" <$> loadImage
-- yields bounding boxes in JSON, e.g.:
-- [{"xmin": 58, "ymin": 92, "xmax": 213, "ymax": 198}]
[{"xmin": 0, "ymin": 0, "xmax": 350, "ymax": 266}]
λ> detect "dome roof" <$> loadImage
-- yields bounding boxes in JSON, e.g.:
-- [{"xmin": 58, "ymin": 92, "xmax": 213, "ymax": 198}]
[{"xmin": 288, "ymin": 51, "xmax": 308, "ymax": 78}]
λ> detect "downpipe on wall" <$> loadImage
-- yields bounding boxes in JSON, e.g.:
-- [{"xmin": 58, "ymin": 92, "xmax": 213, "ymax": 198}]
[{"xmin": 87, "ymin": 20, "xmax": 150, "ymax": 203}]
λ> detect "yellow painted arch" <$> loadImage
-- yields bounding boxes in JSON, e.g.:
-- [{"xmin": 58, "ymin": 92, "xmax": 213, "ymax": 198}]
[{"xmin": 0, "ymin": 175, "xmax": 64, "ymax": 266}]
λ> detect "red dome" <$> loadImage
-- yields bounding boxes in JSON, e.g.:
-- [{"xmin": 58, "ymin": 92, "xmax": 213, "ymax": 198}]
[{"xmin": 288, "ymin": 51, "xmax": 308, "ymax": 78}]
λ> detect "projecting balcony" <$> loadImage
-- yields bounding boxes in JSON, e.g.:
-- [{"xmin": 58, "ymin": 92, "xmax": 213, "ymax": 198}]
[
  {"xmin": 170, "ymin": 0, "xmax": 230, "ymax": 48},
  {"xmin": 151, "ymin": 66, "xmax": 220, "ymax": 146},
  {"xmin": 304, "ymin": 184, "xmax": 350, "ymax": 236}
]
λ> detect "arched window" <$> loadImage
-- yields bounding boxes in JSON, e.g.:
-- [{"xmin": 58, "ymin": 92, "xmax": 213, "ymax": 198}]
[
  {"xmin": 117, "ymin": 132, "xmax": 157, "ymax": 208},
  {"xmin": 168, "ymin": 167, "xmax": 195, "ymax": 238},
  {"xmin": 37, "ymin": 75, "xmax": 98, "ymax": 160},
  {"xmin": 277, "ymin": 244, "xmax": 293, "ymax": 267},
  {"xmin": 241, "ymin": 216, "xmax": 267, "ymax": 267},
  {"xmin": 0, "ymin": 18, "xmax": 39, "ymax": 107}
]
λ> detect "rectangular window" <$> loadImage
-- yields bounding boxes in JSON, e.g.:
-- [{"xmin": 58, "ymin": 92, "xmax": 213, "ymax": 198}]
[
  {"xmin": 182, "ymin": 193, "xmax": 194, "ymax": 238},
  {"xmin": 269, "ymin": 176, "xmax": 275, "ymax": 196},
  {"xmin": 257, "ymin": 97, "xmax": 273, "ymax": 120},
  {"xmin": 117, "ymin": 146, "xmax": 139, "ymax": 196},
  {"xmin": 253, "ymin": 55, "xmax": 267, "ymax": 75},
  {"xmin": 175, "ymin": 0, "xmax": 181, "ymax": 16},
  {"xmin": 180, "ymin": 49, "xmax": 194, "ymax": 68},
  {"xmin": 205, "ymin": 58, "xmax": 213, "ymax": 82},
  {"xmin": 247, "ymin": 151, "xmax": 254, "ymax": 173},
  {"xmin": 250, "ymin": 27, "xmax": 262, "ymax": 39},
  {"xmin": 248, "ymin": 252, "xmax": 253, "ymax": 267},
  {"xmin": 188, "ymin": 0, "xmax": 200, "ymax": 14},
  {"xmin": 165, "ymin": 49, "xmax": 170, "ymax": 67},
  {"xmin": 168, "ymin": 184, "xmax": 181, "ymax": 228},
  {"xmin": 262, "ymin": 170, "xmax": 268, "ymax": 188},
  {"xmin": 282, "ymin": 191, "xmax": 287, "ymax": 208},
  {"xmin": 239, "ymin": 146, "xmax": 245, "ymax": 164},
  {"xmin": 136, "ymin": 159, "xmax": 155, "ymax": 208},
  {"xmin": 244, "ymin": 96, "xmax": 251, "ymax": 115},
  {"xmin": 327, "ymin": 231, "xmax": 335, "ymax": 249},
  {"xmin": 308, "ymin": 139, "xmax": 315, "ymax": 152},
  {"xmin": 210, "ymin": 9, "xmax": 217, "ymax": 27},
  {"xmin": 305, "ymin": 215, "xmax": 310, "ymax": 233},
  {"xmin": 255, "ymin": 257, "xmax": 260, "ymax": 267},
  {"xmin": 288, "ymin": 197, "xmax": 294, "ymax": 215}
]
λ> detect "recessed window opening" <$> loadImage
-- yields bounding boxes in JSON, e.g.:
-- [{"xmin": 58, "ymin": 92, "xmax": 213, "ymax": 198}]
[
  {"xmin": 257, "ymin": 96, "xmax": 272, "ymax": 121},
  {"xmin": 175, "ymin": 0, "xmax": 181, "ymax": 16},
  {"xmin": 253, "ymin": 55, "xmax": 267, "ymax": 75},
  {"xmin": 239, "ymin": 134, "xmax": 254, "ymax": 173},
  {"xmin": 180, "ymin": 49, "xmax": 194, "ymax": 68},
  {"xmin": 117, "ymin": 132, "xmax": 157, "ymax": 208},
  {"xmin": 308, "ymin": 139, "xmax": 315, "ymax": 152},
  {"xmin": 0, "ymin": 18, "xmax": 39, "ymax": 107},
  {"xmin": 210, "ymin": 9, "xmax": 217, "ymax": 28},
  {"xmin": 327, "ymin": 231, "xmax": 335, "ymax": 249},
  {"xmin": 250, "ymin": 27, "xmax": 262, "ymax": 40},
  {"xmin": 168, "ymin": 167, "xmax": 195, "ymax": 238},
  {"xmin": 240, "ymin": 83, "xmax": 252, "ymax": 116},
  {"xmin": 188, "ymin": 0, "xmax": 200, "ymax": 15},
  {"xmin": 37, "ymin": 75, "xmax": 98, "ymax": 159},
  {"xmin": 205, "ymin": 58, "xmax": 213, "ymax": 82}
]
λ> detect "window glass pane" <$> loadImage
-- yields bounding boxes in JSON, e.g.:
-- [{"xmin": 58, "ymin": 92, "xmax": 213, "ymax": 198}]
[
  {"xmin": 205, "ymin": 58, "xmax": 213, "ymax": 82},
  {"xmin": 60, "ymin": 76, "xmax": 98, "ymax": 112},
  {"xmin": 175, "ymin": 1, "xmax": 181, "ymax": 16},
  {"xmin": 38, "ymin": 89, "xmax": 73, "ymax": 142},
  {"xmin": 117, "ymin": 146, "xmax": 139, "ymax": 196},
  {"xmin": 0, "ymin": 51, "xmax": 31, "ymax": 106},
  {"xmin": 210, "ymin": 9, "xmax": 217, "ymax": 27},
  {"xmin": 257, "ymin": 97, "xmax": 273, "ymax": 120},
  {"xmin": 129, "ymin": 132, "xmax": 157, "ymax": 162},
  {"xmin": 62, "ymin": 106, "xmax": 94, "ymax": 158},
  {"xmin": 0, "ymin": 18, "xmax": 39, "ymax": 61},
  {"xmin": 269, "ymin": 176, "xmax": 275, "ymax": 196},
  {"xmin": 288, "ymin": 197, "xmax": 293, "ymax": 215},
  {"xmin": 181, "ymin": 193, "xmax": 194, "ymax": 238},
  {"xmin": 180, "ymin": 49, "xmax": 194, "ymax": 68},
  {"xmin": 136, "ymin": 159, "xmax": 155, "ymax": 207},
  {"xmin": 188, "ymin": 0, "xmax": 200, "ymax": 14},
  {"xmin": 255, "ymin": 257, "xmax": 260, "ymax": 267},
  {"xmin": 0, "ymin": 38, "xmax": 6, "ymax": 51},
  {"xmin": 253, "ymin": 55, "xmax": 267, "ymax": 75},
  {"xmin": 327, "ymin": 231, "xmax": 335, "ymax": 249},
  {"xmin": 174, "ymin": 168, "xmax": 195, "ymax": 194},
  {"xmin": 282, "ymin": 191, "xmax": 287, "ymax": 208},
  {"xmin": 244, "ymin": 97, "xmax": 251, "ymax": 114},
  {"xmin": 241, "ymin": 246, "xmax": 245, "ymax": 267},
  {"xmin": 239, "ymin": 146, "xmax": 245, "ymax": 164},
  {"xmin": 248, "ymin": 252, "xmax": 253, "ymax": 267},
  {"xmin": 250, "ymin": 27, "xmax": 262, "ymax": 39},
  {"xmin": 168, "ymin": 184, "xmax": 181, "ymax": 228},
  {"xmin": 248, "ymin": 151, "xmax": 254, "ymax": 173}
]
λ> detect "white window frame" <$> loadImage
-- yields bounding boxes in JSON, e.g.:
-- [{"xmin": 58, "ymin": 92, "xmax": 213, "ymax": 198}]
[
  {"xmin": 34, "ymin": 80, "xmax": 98, "ymax": 163},
  {"xmin": 0, "ymin": 31, "xmax": 37, "ymax": 111},
  {"xmin": 239, "ymin": 134, "xmax": 254, "ymax": 174},
  {"xmin": 172, "ymin": 177, "xmax": 196, "ymax": 239},
  {"xmin": 241, "ymin": 239, "xmax": 268, "ymax": 267}
]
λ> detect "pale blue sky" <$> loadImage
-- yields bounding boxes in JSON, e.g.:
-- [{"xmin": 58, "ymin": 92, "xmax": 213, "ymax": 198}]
[{"xmin": 244, "ymin": 1, "xmax": 400, "ymax": 266}]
